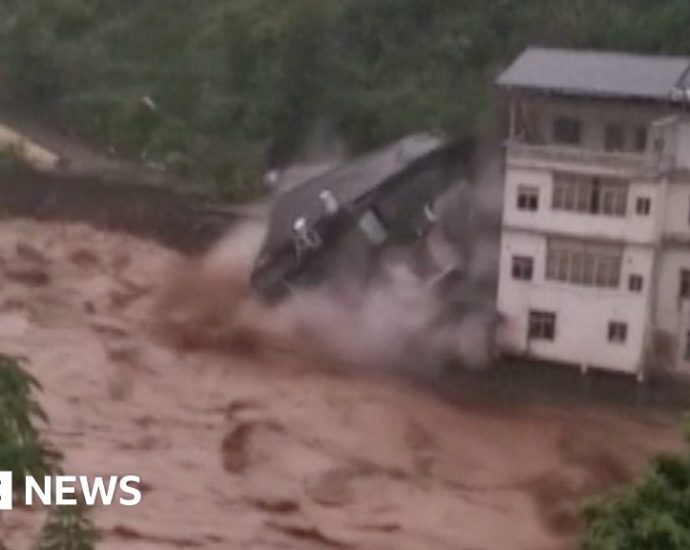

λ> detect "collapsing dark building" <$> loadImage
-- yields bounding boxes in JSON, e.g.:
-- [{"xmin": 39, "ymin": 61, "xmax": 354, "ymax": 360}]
[
  {"xmin": 250, "ymin": 133, "xmax": 500, "ymax": 370},
  {"xmin": 251, "ymin": 133, "xmax": 476, "ymax": 299}
]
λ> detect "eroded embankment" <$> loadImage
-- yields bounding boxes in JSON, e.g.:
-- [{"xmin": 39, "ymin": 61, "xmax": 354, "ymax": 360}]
[{"xmin": 0, "ymin": 219, "xmax": 681, "ymax": 550}]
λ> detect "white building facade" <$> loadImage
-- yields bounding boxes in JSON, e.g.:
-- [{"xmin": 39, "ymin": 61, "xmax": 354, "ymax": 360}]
[{"xmin": 495, "ymin": 48, "xmax": 690, "ymax": 379}]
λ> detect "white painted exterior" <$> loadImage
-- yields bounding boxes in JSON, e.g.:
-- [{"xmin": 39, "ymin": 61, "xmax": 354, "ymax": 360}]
[{"xmin": 496, "ymin": 93, "xmax": 690, "ymax": 378}]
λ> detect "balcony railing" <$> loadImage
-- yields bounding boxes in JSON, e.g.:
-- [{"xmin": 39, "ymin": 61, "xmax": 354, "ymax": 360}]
[{"xmin": 506, "ymin": 141, "xmax": 670, "ymax": 177}]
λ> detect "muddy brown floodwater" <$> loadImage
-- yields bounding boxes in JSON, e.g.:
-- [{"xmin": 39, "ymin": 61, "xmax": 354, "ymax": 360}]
[{"xmin": 0, "ymin": 219, "xmax": 683, "ymax": 550}]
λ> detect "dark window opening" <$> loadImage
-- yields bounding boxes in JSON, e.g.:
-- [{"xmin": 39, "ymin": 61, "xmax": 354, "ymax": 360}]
[
  {"xmin": 636, "ymin": 197, "xmax": 651, "ymax": 216},
  {"xmin": 590, "ymin": 178, "xmax": 601, "ymax": 214},
  {"xmin": 681, "ymin": 269, "xmax": 690, "ymax": 299},
  {"xmin": 635, "ymin": 126, "xmax": 648, "ymax": 152},
  {"xmin": 629, "ymin": 274, "xmax": 644, "ymax": 293},
  {"xmin": 553, "ymin": 117, "xmax": 582, "ymax": 145},
  {"xmin": 608, "ymin": 321, "xmax": 628, "ymax": 344},
  {"xmin": 512, "ymin": 256, "xmax": 534, "ymax": 281},
  {"xmin": 517, "ymin": 185, "xmax": 539, "ymax": 211},
  {"xmin": 605, "ymin": 124, "xmax": 625, "ymax": 152},
  {"xmin": 529, "ymin": 310, "xmax": 556, "ymax": 341}
]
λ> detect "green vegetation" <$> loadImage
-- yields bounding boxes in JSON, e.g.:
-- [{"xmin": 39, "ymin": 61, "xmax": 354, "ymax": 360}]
[
  {"xmin": 0, "ymin": 354, "xmax": 62, "ymax": 493},
  {"xmin": 0, "ymin": 0, "xmax": 689, "ymax": 197},
  {"xmin": 582, "ymin": 423, "xmax": 690, "ymax": 550},
  {"xmin": 0, "ymin": 355, "xmax": 95, "ymax": 550},
  {"xmin": 33, "ymin": 502, "xmax": 97, "ymax": 550}
]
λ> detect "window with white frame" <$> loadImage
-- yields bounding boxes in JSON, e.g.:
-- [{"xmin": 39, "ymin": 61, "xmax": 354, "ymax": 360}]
[
  {"xmin": 517, "ymin": 185, "xmax": 539, "ymax": 211},
  {"xmin": 511, "ymin": 256, "xmax": 534, "ymax": 281},
  {"xmin": 599, "ymin": 180, "xmax": 628, "ymax": 216},
  {"xmin": 546, "ymin": 238, "xmax": 623, "ymax": 289},
  {"xmin": 608, "ymin": 321, "xmax": 628, "ymax": 344},
  {"xmin": 528, "ymin": 310, "xmax": 556, "ymax": 341},
  {"xmin": 552, "ymin": 174, "xmax": 591, "ymax": 213},
  {"xmin": 552, "ymin": 174, "xmax": 627, "ymax": 217}
]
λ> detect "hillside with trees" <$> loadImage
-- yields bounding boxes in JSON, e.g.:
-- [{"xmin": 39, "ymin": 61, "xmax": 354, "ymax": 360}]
[{"xmin": 0, "ymin": 0, "xmax": 688, "ymax": 198}]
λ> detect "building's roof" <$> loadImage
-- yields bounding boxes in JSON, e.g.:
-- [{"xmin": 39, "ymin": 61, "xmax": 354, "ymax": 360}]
[
  {"xmin": 259, "ymin": 133, "xmax": 445, "ymax": 255},
  {"xmin": 496, "ymin": 47, "xmax": 690, "ymax": 102}
]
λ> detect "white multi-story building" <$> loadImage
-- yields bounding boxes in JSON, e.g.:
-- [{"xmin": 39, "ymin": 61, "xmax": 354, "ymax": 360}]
[{"xmin": 495, "ymin": 47, "xmax": 690, "ymax": 380}]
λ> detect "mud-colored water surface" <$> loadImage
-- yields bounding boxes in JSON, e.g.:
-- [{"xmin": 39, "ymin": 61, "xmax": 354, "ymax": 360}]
[{"xmin": 0, "ymin": 219, "xmax": 682, "ymax": 550}]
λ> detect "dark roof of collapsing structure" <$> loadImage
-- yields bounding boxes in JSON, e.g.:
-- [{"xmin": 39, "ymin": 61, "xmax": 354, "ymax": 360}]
[
  {"xmin": 259, "ymin": 133, "xmax": 447, "ymax": 256},
  {"xmin": 496, "ymin": 47, "xmax": 690, "ymax": 102}
]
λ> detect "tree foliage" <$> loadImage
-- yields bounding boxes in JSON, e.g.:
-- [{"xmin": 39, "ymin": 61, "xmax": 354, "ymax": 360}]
[
  {"xmin": 0, "ymin": 354, "xmax": 94, "ymax": 550},
  {"xmin": 582, "ymin": 424, "xmax": 690, "ymax": 550},
  {"xmin": 0, "ymin": 0, "xmax": 689, "ymax": 197},
  {"xmin": 33, "ymin": 501, "xmax": 97, "ymax": 550},
  {"xmin": 0, "ymin": 354, "xmax": 62, "ymax": 496}
]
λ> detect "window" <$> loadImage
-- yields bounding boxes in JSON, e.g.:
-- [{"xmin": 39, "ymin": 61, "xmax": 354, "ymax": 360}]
[
  {"xmin": 685, "ymin": 332, "xmax": 690, "ymax": 361},
  {"xmin": 628, "ymin": 274, "xmax": 644, "ymax": 293},
  {"xmin": 635, "ymin": 126, "xmax": 648, "ymax": 152},
  {"xmin": 553, "ymin": 117, "xmax": 582, "ymax": 145},
  {"xmin": 529, "ymin": 310, "xmax": 556, "ymax": 341},
  {"xmin": 546, "ymin": 238, "xmax": 623, "ymax": 289},
  {"xmin": 517, "ymin": 185, "xmax": 539, "ymax": 211},
  {"xmin": 552, "ymin": 174, "xmax": 627, "ymax": 217},
  {"xmin": 681, "ymin": 269, "xmax": 690, "ymax": 299},
  {"xmin": 608, "ymin": 321, "xmax": 628, "ymax": 344},
  {"xmin": 636, "ymin": 197, "xmax": 651, "ymax": 216},
  {"xmin": 653, "ymin": 136, "xmax": 665, "ymax": 154},
  {"xmin": 604, "ymin": 124, "xmax": 625, "ymax": 152},
  {"xmin": 512, "ymin": 256, "xmax": 534, "ymax": 281},
  {"xmin": 552, "ymin": 175, "xmax": 591, "ymax": 213},
  {"xmin": 599, "ymin": 179, "xmax": 628, "ymax": 216}
]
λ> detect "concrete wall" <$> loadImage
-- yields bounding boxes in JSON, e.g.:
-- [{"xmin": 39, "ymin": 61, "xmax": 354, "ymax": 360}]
[
  {"xmin": 0, "ymin": 168, "xmax": 237, "ymax": 254},
  {"xmin": 518, "ymin": 96, "xmax": 672, "ymax": 150},
  {"xmin": 503, "ymin": 166, "xmax": 662, "ymax": 243},
  {"xmin": 497, "ymin": 229, "xmax": 654, "ymax": 374}
]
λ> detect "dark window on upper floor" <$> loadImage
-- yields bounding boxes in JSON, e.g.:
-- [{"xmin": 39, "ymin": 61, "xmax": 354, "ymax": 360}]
[
  {"xmin": 517, "ymin": 185, "xmax": 539, "ymax": 211},
  {"xmin": 553, "ymin": 117, "xmax": 582, "ymax": 145},
  {"xmin": 512, "ymin": 256, "xmax": 534, "ymax": 281},
  {"xmin": 604, "ymin": 124, "xmax": 625, "ymax": 152},
  {"xmin": 635, "ymin": 126, "xmax": 648, "ymax": 152},
  {"xmin": 636, "ymin": 197, "xmax": 651, "ymax": 216}
]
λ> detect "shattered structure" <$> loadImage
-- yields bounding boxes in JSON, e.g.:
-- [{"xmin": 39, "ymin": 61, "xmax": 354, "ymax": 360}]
[
  {"xmin": 250, "ymin": 133, "xmax": 500, "ymax": 370},
  {"xmin": 251, "ymin": 134, "xmax": 476, "ymax": 301}
]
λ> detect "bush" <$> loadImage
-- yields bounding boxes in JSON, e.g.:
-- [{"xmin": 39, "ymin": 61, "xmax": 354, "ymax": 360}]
[{"xmin": 582, "ymin": 423, "xmax": 690, "ymax": 550}]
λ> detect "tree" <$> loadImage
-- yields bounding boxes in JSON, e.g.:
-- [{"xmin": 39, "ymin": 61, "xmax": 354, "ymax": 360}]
[
  {"xmin": 582, "ymin": 423, "xmax": 690, "ymax": 549},
  {"xmin": 33, "ymin": 502, "xmax": 97, "ymax": 550},
  {"xmin": 0, "ymin": 355, "xmax": 95, "ymax": 550},
  {"xmin": 0, "ymin": 355, "xmax": 62, "ymax": 497}
]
